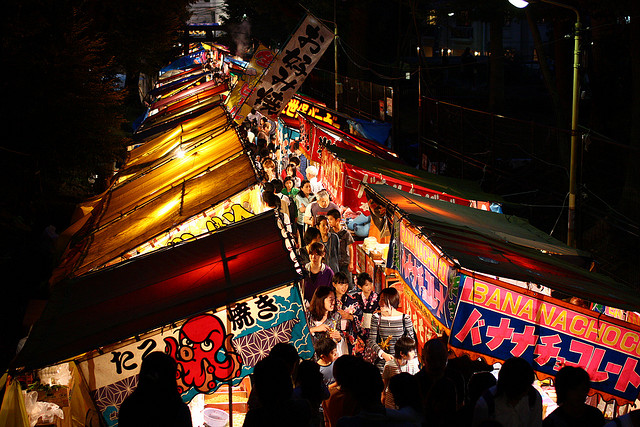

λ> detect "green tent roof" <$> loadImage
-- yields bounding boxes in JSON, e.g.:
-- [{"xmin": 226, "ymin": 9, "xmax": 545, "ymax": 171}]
[
  {"xmin": 366, "ymin": 184, "xmax": 639, "ymax": 312},
  {"xmin": 326, "ymin": 144, "xmax": 503, "ymax": 204}
]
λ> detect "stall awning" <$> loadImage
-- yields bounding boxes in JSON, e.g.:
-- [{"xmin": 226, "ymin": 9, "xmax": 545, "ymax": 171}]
[
  {"xmin": 365, "ymin": 184, "xmax": 639, "ymax": 311},
  {"xmin": 69, "ymin": 154, "xmax": 256, "ymax": 277},
  {"xmin": 300, "ymin": 112, "xmax": 402, "ymax": 164},
  {"xmin": 329, "ymin": 145, "xmax": 502, "ymax": 204},
  {"xmin": 13, "ymin": 212, "xmax": 300, "ymax": 372},
  {"xmin": 54, "ymin": 109, "xmax": 258, "ymax": 279},
  {"xmin": 126, "ymin": 105, "xmax": 229, "ymax": 170}
]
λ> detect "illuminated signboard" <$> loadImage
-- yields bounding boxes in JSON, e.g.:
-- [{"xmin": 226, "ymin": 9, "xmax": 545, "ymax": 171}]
[
  {"xmin": 450, "ymin": 275, "xmax": 640, "ymax": 403},
  {"xmin": 395, "ymin": 221, "xmax": 457, "ymax": 330},
  {"xmin": 282, "ymin": 96, "xmax": 338, "ymax": 127}
]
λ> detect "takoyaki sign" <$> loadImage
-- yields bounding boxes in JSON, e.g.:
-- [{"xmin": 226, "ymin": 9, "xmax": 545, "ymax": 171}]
[{"xmin": 78, "ymin": 285, "xmax": 312, "ymax": 426}]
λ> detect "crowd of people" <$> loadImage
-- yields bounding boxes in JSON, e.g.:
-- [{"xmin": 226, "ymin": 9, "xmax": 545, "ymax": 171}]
[
  {"xmin": 235, "ymin": 111, "xmax": 624, "ymax": 426},
  {"xmin": 241, "ymin": 339, "xmax": 626, "ymax": 427},
  {"xmin": 115, "ymin": 113, "xmax": 633, "ymax": 427}
]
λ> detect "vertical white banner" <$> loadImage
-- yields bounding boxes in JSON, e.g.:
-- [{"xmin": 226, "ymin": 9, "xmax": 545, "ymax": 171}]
[{"xmin": 245, "ymin": 14, "xmax": 334, "ymax": 118}]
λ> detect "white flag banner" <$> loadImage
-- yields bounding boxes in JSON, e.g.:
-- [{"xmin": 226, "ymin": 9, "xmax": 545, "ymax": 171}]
[{"xmin": 246, "ymin": 14, "xmax": 334, "ymax": 118}]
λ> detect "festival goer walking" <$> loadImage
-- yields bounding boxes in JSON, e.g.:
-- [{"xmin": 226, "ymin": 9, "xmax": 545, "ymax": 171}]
[
  {"xmin": 304, "ymin": 189, "xmax": 339, "ymax": 227},
  {"xmin": 415, "ymin": 337, "xmax": 457, "ymax": 427},
  {"xmin": 333, "ymin": 272, "xmax": 360, "ymax": 355},
  {"xmin": 299, "ymin": 227, "xmax": 321, "ymax": 266},
  {"xmin": 388, "ymin": 373, "xmax": 424, "ymax": 426},
  {"xmin": 382, "ymin": 335, "xmax": 419, "ymax": 409},
  {"xmin": 543, "ymin": 366, "xmax": 604, "ymax": 427},
  {"xmin": 243, "ymin": 355, "xmax": 311, "ymax": 426},
  {"xmin": 293, "ymin": 359, "xmax": 330, "ymax": 427},
  {"xmin": 323, "ymin": 355, "xmax": 360, "ymax": 427},
  {"xmin": 353, "ymin": 272, "xmax": 379, "ymax": 357},
  {"xmin": 306, "ymin": 286, "xmax": 343, "ymax": 352},
  {"xmin": 303, "ymin": 243, "xmax": 334, "ymax": 302},
  {"xmin": 317, "ymin": 215, "xmax": 340, "ymax": 275},
  {"xmin": 295, "ymin": 180, "xmax": 315, "ymax": 237},
  {"xmin": 314, "ymin": 336, "xmax": 339, "ymax": 387},
  {"xmin": 327, "ymin": 209, "xmax": 355, "ymax": 289},
  {"xmin": 472, "ymin": 357, "xmax": 542, "ymax": 427}
]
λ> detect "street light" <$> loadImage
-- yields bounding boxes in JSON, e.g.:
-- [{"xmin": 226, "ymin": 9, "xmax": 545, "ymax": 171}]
[{"xmin": 509, "ymin": 0, "xmax": 581, "ymax": 247}]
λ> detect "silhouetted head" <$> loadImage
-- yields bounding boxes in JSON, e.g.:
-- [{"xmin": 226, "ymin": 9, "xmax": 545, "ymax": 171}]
[
  {"xmin": 554, "ymin": 366, "xmax": 591, "ymax": 406},
  {"xmin": 137, "ymin": 352, "xmax": 180, "ymax": 396},
  {"xmin": 497, "ymin": 357, "xmax": 534, "ymax": 399}
]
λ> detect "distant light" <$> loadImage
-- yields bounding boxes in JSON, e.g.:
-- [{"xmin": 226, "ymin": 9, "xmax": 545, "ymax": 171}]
[
  {"xmin": 508, "ymin": 0, "xmax": 529, "ymax": 8},
  {"xmin": 448, "ymin": 12, "xmax": 455, "ymax": 16},
  {"xmin": 447, "ymin": 49, "xmax": 452, "ymax": 55},
  {"xmin": 474, "ymin": 51, "xmax": 480, "ymax": 56}
]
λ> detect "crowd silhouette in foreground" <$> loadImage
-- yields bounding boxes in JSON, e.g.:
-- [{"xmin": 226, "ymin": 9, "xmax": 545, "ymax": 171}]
[
  {"xmin": 117, "ymin": 335, "xmax": 638, "ymax": 426},
  {"xmin": 239, "ymin": 340, "xmax": 630, "ymax": 427}
]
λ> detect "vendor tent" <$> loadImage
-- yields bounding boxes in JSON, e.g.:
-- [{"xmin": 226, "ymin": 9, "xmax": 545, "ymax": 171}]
[
  {"xmin": 135, "ymin": 83, "xmax": 227, "ymax": 134},
  {"xmin": 299, "ymin": 111, "xmax": 402, "ymax": 164},
  {"xmin": 366, "ymin": 183, "xmax": 627, "ymax": 308},
  {"xmin": 365, "ymin": 183, "xmax": 640, "ymax": 404},
  {"xmin": 55, "ymin": 104, "xmax": 261, "ymax": 280},
  {"xmin": 322, "ymin": 144, "xmax": 501, "ymax": 214},
  {"xmin": 13, "ymin": 212, "xmax": 303, "ymax": 372},
  {"xmin": 11, "ymin": 212, "xmax": 311, "ymax": 425}
]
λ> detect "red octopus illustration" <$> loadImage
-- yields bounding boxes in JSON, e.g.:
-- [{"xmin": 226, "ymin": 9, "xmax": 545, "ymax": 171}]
[{"xmin": 164, "ymin": 314, "xmax": 242, "ymax": 393}]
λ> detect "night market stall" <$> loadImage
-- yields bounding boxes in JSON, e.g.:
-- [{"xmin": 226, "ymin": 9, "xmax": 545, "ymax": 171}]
[
  {"xmin": 364, "ymin": 183, "xmax": 640, "ymax": 410},
  {"xmin": 2, "ymin": 212, "xmax": 310, "ymax": 427},
  {"xmin": 53, "ymin": 104, "xmax": 264, "ymax": 281},
  {"xmin": 320, "ymin": 144, "xmax": 499, "ymax": 215},
  {"xmin": 298, "ymin": 110, "xmax": 402, "ymax": 165}
]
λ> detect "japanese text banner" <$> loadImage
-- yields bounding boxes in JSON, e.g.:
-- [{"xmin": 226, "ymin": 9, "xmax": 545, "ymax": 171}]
[
  {"xmin": 225, "ymin": 43, "xmax": 275, "ymax": 124},
  {"xmin": 394, "ymin": 221, "xmax": 457, "ymax": 330},
  {"xmin": 246, "ymin": 14, "xmax": 334, "ymax": 118},
  {"xmin": 450, "ymin": 275, "xmax": 640, "ymax": 403},
  {"xmin": 78, "ymin": 285, "xmax": 312, "ymax": 426}
]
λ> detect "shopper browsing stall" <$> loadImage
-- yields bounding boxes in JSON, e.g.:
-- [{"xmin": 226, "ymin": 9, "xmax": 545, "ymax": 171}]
[{"xmin": 366, "ymin": 287, "xmax": 416, "ymax": 374}]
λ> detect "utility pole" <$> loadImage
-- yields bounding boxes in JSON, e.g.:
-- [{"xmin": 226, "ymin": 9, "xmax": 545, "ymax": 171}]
[
  {"xmin": 508, "ymin": 0, "xmax": 581, "ymax": 247},
  {"xmin": 334, "ymin": 0, "xmax": 339, "ymax": 111}
]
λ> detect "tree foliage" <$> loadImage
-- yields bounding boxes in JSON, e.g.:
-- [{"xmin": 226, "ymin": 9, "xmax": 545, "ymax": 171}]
[
  {"xmin": 1, "ymin": 0, "xmax": 127, "ymax": 205},
  {"xmin": 88, "ymin": 0, "xmax": 194, "ymax": 96}
]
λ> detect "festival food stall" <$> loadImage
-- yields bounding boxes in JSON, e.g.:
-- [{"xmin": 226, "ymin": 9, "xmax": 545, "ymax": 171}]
[
  {"xmin": 364, "ymin": 183, "xmax": 640, "ymax": 409},
  {"xmin": 320, "ymin": 144, "xmax": 498, "ymax": 215},
  {"xmin": 298, "ymin": 110, "xmax": 402, "ymax": 165},
  {"xmin": 3, "ymin": 212, "xmax": 311, "ymax": 427},
  {"xmin": 54, "ymin": 104, "xmax": 264, "ymax": 282},
  {"xmin": 1, "ymin": 88, "xmax": 307, "ymax": 425}
]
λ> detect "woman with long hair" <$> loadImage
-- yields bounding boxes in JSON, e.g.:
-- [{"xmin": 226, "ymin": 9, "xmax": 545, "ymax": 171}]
[
  {"xmin": 366, "ymin": 287, "xmax": 416, "ymax": 373},
  {"xmin": 306, "ymin": 285, "xmax": 343, "ymax": 354}
]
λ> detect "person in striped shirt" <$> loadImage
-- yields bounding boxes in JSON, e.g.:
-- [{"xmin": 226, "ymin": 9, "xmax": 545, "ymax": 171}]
[{"xmin": 367, "ymin": 287, "xmax": 416, "ymax": 373}]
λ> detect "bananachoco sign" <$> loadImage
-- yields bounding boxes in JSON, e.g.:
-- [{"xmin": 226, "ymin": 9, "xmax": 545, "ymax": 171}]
[
  {"xmin": 77, "ymin": 285, "xmax": 312, "ymax": 426},
  {"xmin": 450, "ymin": 275, "xmax": 640, "ymax": 404}
]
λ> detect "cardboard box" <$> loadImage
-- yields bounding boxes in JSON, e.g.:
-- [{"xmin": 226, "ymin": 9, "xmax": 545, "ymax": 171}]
[{"xmin": 37, "ymin": 386, "xmax": 69, "ymax": 408}]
